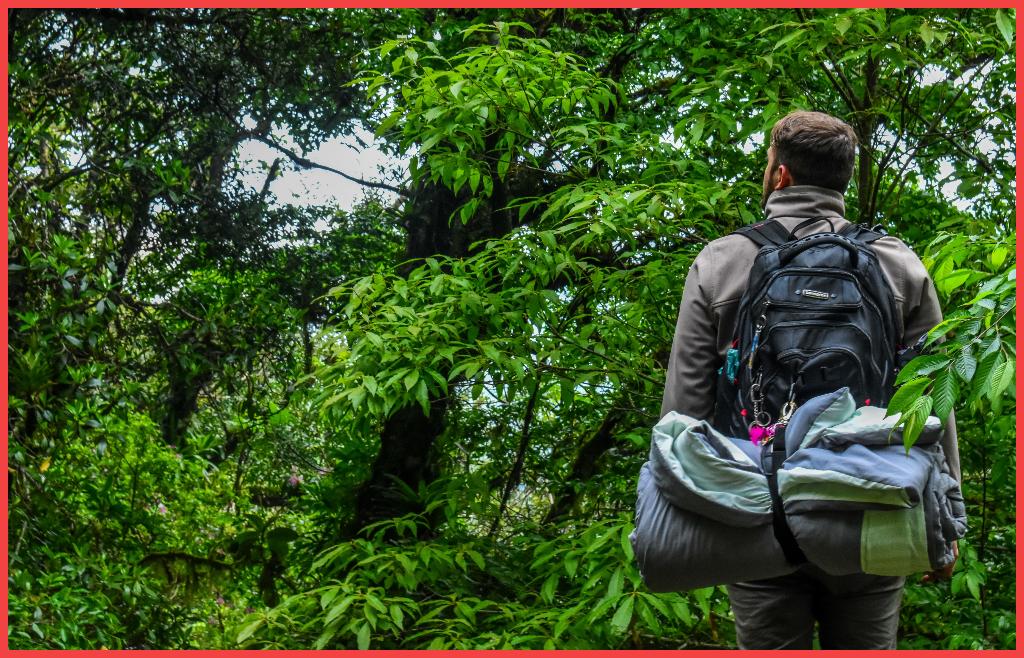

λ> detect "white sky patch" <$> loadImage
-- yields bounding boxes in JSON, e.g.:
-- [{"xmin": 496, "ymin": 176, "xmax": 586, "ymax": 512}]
[
  {"xmin": 919, "ymin": 64, "xmax": 946, "ymax": 86},
  {"xmin": 237, "ymin": 125, "xmax": 405, "ymax": 211}
]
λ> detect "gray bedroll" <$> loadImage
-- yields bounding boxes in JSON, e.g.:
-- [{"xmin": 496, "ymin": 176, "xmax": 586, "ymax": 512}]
[
  {"xmin": 630, "ymin": 388, "xmax": 967, "ymax": 592},
  {"xmin": 631, "ymin": 462, "xmax": 795, "ymax": 592}
]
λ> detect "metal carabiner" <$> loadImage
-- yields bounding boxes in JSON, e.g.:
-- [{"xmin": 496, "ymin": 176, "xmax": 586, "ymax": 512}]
[
  {"xmin": 779, "ymin": 400, "xmax": 797, "ymax": 425},
  {"xmin": 777, "ymin": 379, "xmax": 799, "ymax": 425}
]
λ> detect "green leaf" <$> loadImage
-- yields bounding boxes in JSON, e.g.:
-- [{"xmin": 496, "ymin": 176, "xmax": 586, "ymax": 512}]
[
  {"xmin": 236, "ymin": 618, "xmax": 264, "ymax": 643},
  {"xmin": 467, "ymin": 549, "xmax": 485, "ymax": 570},
  {"xmin": 403, "ymin": 370, "xmax": 419, "ymax": 391},
  {"xmin": 989, "ymin": 246, "xmax": 1008, "ymax": 269},
  {"xmin": 349, "ymin": 386, "xmax": 367, "ymax": 409},
  {"xmin": 901, "ymin": 395, "xmax": 933, "ymax": 450},
  {"xmin": 691, "ymin": 586, "xmax": 713, "ymax": 616},
  {"xmin": 621, "ymin": 525, "xmax": 634, "ymax": 561},
  {"xmin": 481, "ymin": 342, "xmax": 502, "ymax": 363},
  {"xmin": 389, "ymin": 604, "xmax": 404, "ymax": 630},
  {"xmin": 951, "ymin": 572, "xmax": 965, "ymax": 596},
  {"xmin": 356, "ymin": 621, "xmax": 371, "ymax": 650},
  {"xmin": 669, "ymin": 596, "xmax": 694, "ymax": 627},
  {"xmin": 995, "ymin": 10, "xmax": 1014, "ymax": 47},
  {"xmin": 936, "ymin": 269, "xmax": 974, "ymax": 296},
  {"xmin": 365, "ymin": 593, "xmax": 388, "ymax": 615},
  {"xmin": 326, "ymin": 596, "xmax": 356, "ymax": 625},
  {"xmin": 636, "ymin": 597, "xmax": 661, "ymax": 633},
  {"xmin": 610, "ymin": 595, "xmax": 634, "ymax": 635},
  {"xmin": 886, "ymin": 377, "xmax": 930, "ymax": 417},
  {"xmin": 954, "ymin": 350, "xmax": 978, "ymax": 383},
  {"xmin": 539, "ymin": 231, "xmax": 557, "ymax": 251},
  {"xmin": 641, "ymin": 592, "xmax": 672, "ymax": 619},
  {"xmin": 540, "ymin": 572, "xmax": 559, "ymax": 604},
  {"xmin": 966, "ymin": 575, "xmax": 980, "ymax": 600},
  {"xmin": 497, "ymin": 149, "xmax": 512, "ymax": 179},
  {"xmin": 414, "ymin": 378, "xmax": 430, "ymax": 416},
  {"xmin": 925, "ymin": 317, "xmax": 962, "ymax": 346},
  {"xmin": 931, "ymin": 368, "xmax": 958, "ymax": 421},
  {"xmin": 459, "ymin": 199, "xmax": 477, "ymax": 223},
  {"xmin": 553, "ymin": 609, "xmax": 574, "ymax": 639},
  {"xmin": 419, "ymin": 133, "xmax": 442, "ymax": 152},
  {"xmin": 560, "ymin": 378, "xmax": 574, "ymax": 406},
  {"xmin": 895, "ymin": 354, "xmax": 949, "ymax": 385},
  {"xmin": 607, "ymin": 566, "xmax": 625, "ymax": 599},
  {"xmin": 773, "ymin": 29, "xmax": 805, "ymax": 51},
  {"xmin": 971, "ymin": 352, "xmax": 1000, "ymax": 401},
  {"xmin": 919, "ymin": 22, "xmax": 935, "ymax": 47},
  {"xmin": 422, "ymin": 107, "xmax": 445, "ymax": 123},
  {"xmin": 320, "ymin": 587, "xmax": 341, "ymax": 610},
  {"xmin": 988, "ymin": 358, "xmax": 1015, "ymax": 402},
  {"xmin": 689, "ymin": 116, "xmax": 705, "ymax": 143},
  {"xmin": 564, "ymin": 553, "xmax": 579, "ymax": 578}
]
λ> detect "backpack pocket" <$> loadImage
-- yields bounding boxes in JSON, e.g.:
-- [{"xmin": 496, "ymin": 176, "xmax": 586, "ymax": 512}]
[
  {"xmin": 758, "ymin": 320, "xmax": 876, "ymax": 370},
  {"xmin": 766, "ymin": 269, "xmax": 864, "ymax": 310},
  {"xmin": 747, "ymin": 321, "xmax": 882, "ymax": 415},
  {"xmin": 778, "ymin": 347, "xmax": 871, "ymax": 400}
]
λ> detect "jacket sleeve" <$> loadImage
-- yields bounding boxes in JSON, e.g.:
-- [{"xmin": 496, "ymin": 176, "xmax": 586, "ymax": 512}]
[
  {"xmin": 661, "ymin": 253, "xmax": 720, "ymax": 421},
  {"xmin": 902, "ymin": 253, "xmax": 962, "ymax": 484}
]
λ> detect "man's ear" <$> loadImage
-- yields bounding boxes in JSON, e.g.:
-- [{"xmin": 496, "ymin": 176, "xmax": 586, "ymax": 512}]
[{"xmin": 774, "ymin": 164, "xmax": 793, "ymax": 190}]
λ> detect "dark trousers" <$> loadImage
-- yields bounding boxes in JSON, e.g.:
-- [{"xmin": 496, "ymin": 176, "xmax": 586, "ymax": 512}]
[{"xmin": 726, "ymin": 564, "xmax": 905, "ymax": 649}]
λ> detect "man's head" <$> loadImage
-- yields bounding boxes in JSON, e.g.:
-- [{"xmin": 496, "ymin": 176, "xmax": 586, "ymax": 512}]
[{"xmin": 761, "ymin": 111, "xmax": 858, "ymax": 208}]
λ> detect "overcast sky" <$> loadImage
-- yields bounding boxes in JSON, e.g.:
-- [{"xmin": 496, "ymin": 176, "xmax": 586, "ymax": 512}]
[{"xmin": 237, "ymin": 125, "xmax": 403, "ymax": 211}]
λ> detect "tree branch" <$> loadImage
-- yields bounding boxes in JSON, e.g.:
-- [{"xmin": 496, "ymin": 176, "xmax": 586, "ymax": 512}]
[
  {"xmin": 490, "ymin": 375, "xmax": 541, "ymax": 536},
  {"xmin": 794, "ymin": 8, "xmax": 860, "ymax": 113},
  {"xmin": 877, "ymin": 63, "xmax": 996, "ymax": 211},
  {"xmin": 544, "ymin": 404, "xmax": 626, "ymax": 524},
  {"xmin": 247, "ymin": 133, "xmax": 410, "ymax": 198}
]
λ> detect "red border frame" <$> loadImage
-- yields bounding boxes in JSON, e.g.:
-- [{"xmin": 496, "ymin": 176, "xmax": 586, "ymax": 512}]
[
  {"xmin": 2, "ymin": 3, "xmax": 1020, "ymax": 655},
  {"xmin": 1, "ymin": 1, "xmax": 1021, "ymax": 7}
]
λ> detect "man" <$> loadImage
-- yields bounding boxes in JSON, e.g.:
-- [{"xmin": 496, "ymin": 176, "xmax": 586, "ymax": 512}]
[{"xmin": 661, "ymin": 110, "xmax": 960, "ymax": 649}]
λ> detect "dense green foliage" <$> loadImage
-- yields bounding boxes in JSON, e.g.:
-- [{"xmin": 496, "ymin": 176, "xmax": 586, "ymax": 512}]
[{"xmin": 8, "ymin": 8, "xmax": 1015, "ymax": 649}]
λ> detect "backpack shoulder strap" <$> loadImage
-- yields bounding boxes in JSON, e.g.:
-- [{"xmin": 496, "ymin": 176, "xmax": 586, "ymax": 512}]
[
  {"xmin": 734, "ymin": 219, "xmax": 792, "ymax": 249},
  {"xmin": 839, "ymin": 222, "xmax": 888, "ymax": 244}
]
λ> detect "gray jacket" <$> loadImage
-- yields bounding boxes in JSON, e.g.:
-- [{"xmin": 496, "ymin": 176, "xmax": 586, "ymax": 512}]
[{"xmin": 661, "ymin": 185, "xmax": 960, "ymax": 481}]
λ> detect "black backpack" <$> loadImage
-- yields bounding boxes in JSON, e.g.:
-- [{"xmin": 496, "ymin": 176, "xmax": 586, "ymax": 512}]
[{"xmin": 711, "ymin": 217, "xmax": 901, "ymax": 440}]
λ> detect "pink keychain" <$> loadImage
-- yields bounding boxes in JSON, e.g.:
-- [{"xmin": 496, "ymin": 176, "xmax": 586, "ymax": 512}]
[
  {"xmin": 749, "ymin": 423, "xmax": 776, "ymax": 445},
  {"xmin": 749, "ymin": 398, "xmax": 798, "ymax": 446}
]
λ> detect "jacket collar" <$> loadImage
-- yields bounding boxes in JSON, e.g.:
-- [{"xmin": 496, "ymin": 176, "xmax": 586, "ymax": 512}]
[{"xmin": 764, "ymin": 186, "xmax": 847, "ymax": 224}]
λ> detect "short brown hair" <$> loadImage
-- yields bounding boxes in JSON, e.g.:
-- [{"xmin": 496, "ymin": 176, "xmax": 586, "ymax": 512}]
[{"xmin": 770, "ymin": 111, "xmax": 858, "ymax": 192}]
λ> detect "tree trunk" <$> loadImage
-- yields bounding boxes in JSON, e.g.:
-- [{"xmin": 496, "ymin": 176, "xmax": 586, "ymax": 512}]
[
  {"xmin": 161, "ymin": 350, "xmax": 209, "ymax": 449},
  {"xmin": 856, "ymin": 53, "xmax": 881, "ymax": 223},
  {"xmin": 347, "ymin": 180, "xmax": 463, "ymax": 534},
  {"xmin": 350, "ymin": 395, "xmax": 450, "ymax": 533},
  {"xmin": 347, "ymin": 165, "xmax": 542, "ymax": 533},
  {"xmin": 343, "ymin": 13, "xmax": 633, "ymax": 530}
]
